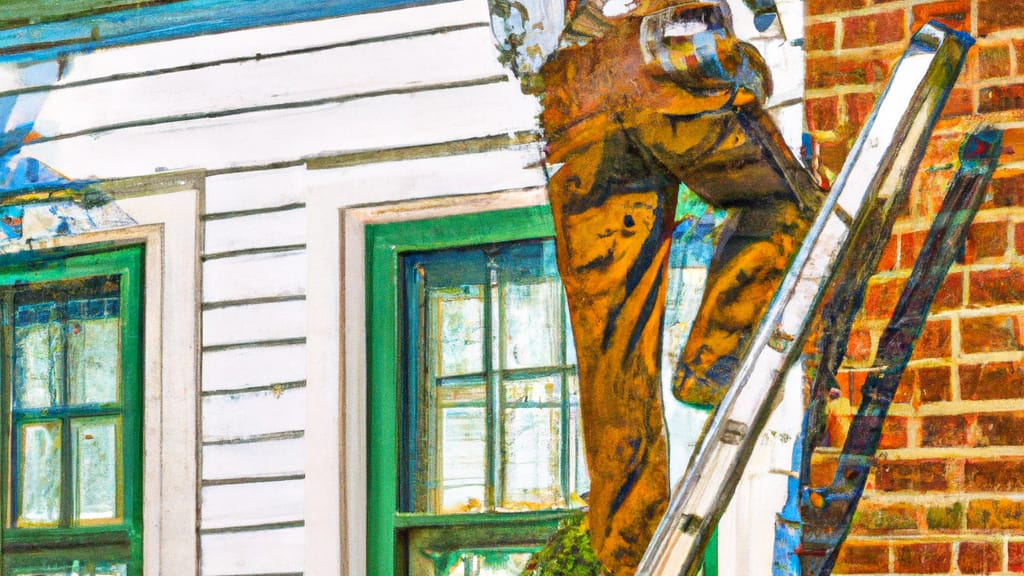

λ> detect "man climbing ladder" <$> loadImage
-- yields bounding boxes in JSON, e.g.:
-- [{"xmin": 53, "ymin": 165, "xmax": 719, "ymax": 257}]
[{"xmin": 536, "ymin": 1, "xmax": 822, "ymax": 572}]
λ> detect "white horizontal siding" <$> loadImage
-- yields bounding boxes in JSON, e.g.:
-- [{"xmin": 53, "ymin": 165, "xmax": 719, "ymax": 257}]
[
  {"xmin": 36, "ymin": 26, "xmax": 507, "ymax": 138},
  {"xmin": 41, "ymin": 0, "xmax": 489, "ymax": 90},
  {"xmin": 202, "ymin": 479, "xmax": 304, "ymax": 530},
  {"xmin": 202, "ymin": 342, "xmax": 306, "ymax": 392},
  {"xmin": 23, "ymin": 80, "xmax": 540, "ymax": 178},
  {"xmin": 203, "ymin": 250, "xmax": 306, "ymax": 303},
  {"xmin": 202, "ymin": 387, "xmax": 306, "ymax": 443},
  {"xmin": 203, "ymin": 437, "xmax": 305, "ymax": 481},
  {"xmin": 204, "ymin": 208, "xmax": 306, "ymax": 256},
  {"xmin": 202, "ymin": 300, "xmax": 306, "ymax": 348},
  {"xmin": 205, "ymin": 166, "xmax": 307, "ymax": 215},
  {"xmin": 202, "ymin": 526, "xmax": 304, "ymax": 576}
]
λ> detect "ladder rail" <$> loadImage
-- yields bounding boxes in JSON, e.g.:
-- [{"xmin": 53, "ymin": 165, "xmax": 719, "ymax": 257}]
[
  {"xmin": 638, "ymin": 21, "xmax": 973, "ymax": 576},
  {"xmin": 800, "ymin": 127, "xmax": 1003, "ymax": 576}
]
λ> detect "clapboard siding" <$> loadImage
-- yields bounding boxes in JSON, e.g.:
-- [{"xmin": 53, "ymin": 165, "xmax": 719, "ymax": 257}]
[
  {"xmin": 23, "ymin": 80, "xmax": 540, "ymax": 178},
  {"xmin": 202, "ymin": 526, "xmax": 305, "ymax": 576},
  {"xmin": 205, "ymin": 167, "xmax": 308, "ymax": 215},
  {"xmin": 203, "ymin": 250, "xmax": 306, "ymax": 304},
  {"xmin": 35, "ymin": 25, "xmax": 505, "ymax": 138},
  {"xmin": 202, "ymin": 342, "xmax": 306, "ymax": 393},
  {"xmin": 203, "ymin": 436, "xmax": 306, "ymax": 481},
  {"xmin": 202, "ymin": 300, "xmax": 306, "ymax": 348},
  {"xmin": 202, "ymin": 387, "xmax": 306, "ymax": 443},
  {"xmin": 204, "ymin": 208, "xmax": 306, "ymax": 256},
  {"xmin": 29, "ymin": 0, "xmax": 489, "ymax": 92},
  {"xmin": 202, "ymin": 479, "xmax": 305, "ymax": 530}
]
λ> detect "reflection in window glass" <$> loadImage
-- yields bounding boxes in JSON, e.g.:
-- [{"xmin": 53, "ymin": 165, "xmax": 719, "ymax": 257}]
[
  {"xmin": 432, "ymin": 287, "xmax": 484, "ymax": 377},
  {"xmin": 14, "ymin": 303, "xmax": 63, "ymax": 409},
  {"xmin": 72, "ymin": 418, "xmax": 121, "ymax": 522},
  {"xmin": 18, "ymin": 421, "xmax": 62, "ymax": 527},
  {"xmin": 67, "ymin": 297, "xmax": 121, "ymax": 405}
]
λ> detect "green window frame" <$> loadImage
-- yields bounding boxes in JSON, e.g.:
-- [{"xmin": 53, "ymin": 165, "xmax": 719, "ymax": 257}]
[
  {"xmin": 368, "ymin": 206, "xmax": 578, "ymax": 575},
  {"xmin": 366, "ymin": 205, "xmax": 718, "ymax": 575},
  {"xmin": 0, "ymin": 245, "xmax": 144, "ymax": 576}
]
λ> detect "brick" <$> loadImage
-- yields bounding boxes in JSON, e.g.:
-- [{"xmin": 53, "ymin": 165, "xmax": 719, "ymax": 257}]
[
  {"xmin": 961, "ymin": 316, "xmax": 1023, "ymax": 355},
  {"xmin": 986, "ymin": 170, "xmax": 1024, "ymax": 208},
  {"xmin": 969, "ymin": 268, "xmax": 1024, "ymax": 307},
  {"xmin": 845, "ymin": 328, "xmax": 873, "ymax": 363},
  {"xmin": 968, "ymin": 499, "xmax": 1024, "ymax": 529},
  {"xmin": 965, "ymin": 458, "xmax": 1024, "ymax": 491},
  {"xmin": 960, "ymin": 361, "xmax": 1024, "ymax": 400},
  {"xmin": 932, "ymin": 272, "xmax": 963, "ymax": 312},
  {"xmin": 806, "ymin": 96, "xmax": 839, "ymax": 132},
  {"xmin": 900, "ymin": 230, "xmax": 929, "ymax": 269},
  {"xmin": 964, "ymin": 221, "xmax": 1008, "ymax": 263},
  {"xmin": 916, "ymin": 366, "xmax": 952, "ymax": 402},
  {"xmin": 807, "ymin": 55, "xmax": 892, "ymax": 90},
  {"xmin": 940, "ymin": 86, "xmax": 974, "ymax": 117},
  {"xmin": 959, "ymin": 541, "xmax": 1002, "ymax": 574},
  {"xmin": 807, "ymin": 21, "xmax": 836, "ymax": 51},
  {"xmin": 808, "ymin": 0, "xmax": 867, "ymax": 16},
  {"xmin": 894, "ymin": 542, "xmax": 951, "ymax": 573},
  {"xmin": 876, "ymin": 235, "xmax": 898, "ymax": 273},
  {"xmin": 810, "ymin": 451, "xmax": 838, "ymax": 488},
  {"xmin": 880, "ymin": 416, "xmax": 908, "ymax": 449},
  {"xmin": 864, "ymin": 277, "xmax": 906, "ymax": 320},
  {"xmin": 913, "ymin": 0, "xmax": 971, "ymax": 32},
  {"xmin": 926, "ymin": 502, "xmax": 964, "ymax": 530},
  {"xmin": 835, "ymin": 541, "xmax": 889, "ymax": 573},
  {"xmin": 1003, "ymin": 127, "xmax": 1024, "ymax": 162},
  {"xmin": 1010, "ymin": 541, "xmax": 1024, "ymax": 572},
  {"xmin": 852, "ymin": 502, "xmax": 919, "ymax": 533},
  {"xmin": 1017, "ymin": 222, "xmax": 1024, "ymax": 256},
  {"xmin": 977, "ymin": 412, "xmax": 1024, "ymax": 446},
  {"xmin": 978, "ymin": 0, "xmax": 1024, "ymax": 36},
  {"xmin": 842, "ymin": 11, "xmax": 906, "ymax": 49},
  {"xmin": 844, "ymin": 92, "xmax": 876, "ymax": 132},
  {"xmin": 910, "ymin": 319, "xmax": 952, "ymax": 361},
  {"xmin": 922, "ymin": 414, "xmax": 969, "ymax": 447},
  {"xmin": 876, "ymin": 459, "xmax": 949, "ymax": 491},
  {"xmin": 979, "ymin": 83, "xmax": 1024, "ymax": 114},
  {"xmin": 978, "ymin": 44, "xmax": 1012, "ymax": 79}
]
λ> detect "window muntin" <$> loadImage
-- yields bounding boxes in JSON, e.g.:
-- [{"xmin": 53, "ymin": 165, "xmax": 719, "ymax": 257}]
[
  {"xmin": 1, "ymin": 247, "xmax": 143, "ymax": 576},
  {"xmin": 401, "ymin": 240, "xmax": 587, "ymax": 520}
]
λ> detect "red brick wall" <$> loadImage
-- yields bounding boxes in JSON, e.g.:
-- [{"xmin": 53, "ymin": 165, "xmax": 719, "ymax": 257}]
[{"xmin": 805, "ymin": 1, "xmax": 1024, "ymax": 573}]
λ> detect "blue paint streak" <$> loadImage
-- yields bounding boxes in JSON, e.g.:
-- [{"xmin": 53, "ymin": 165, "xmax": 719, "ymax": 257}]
[
  {"xmin": 772, "ymin": 428, "xmax": 804, "ymax": 576},
  {"xmin": 0, "ymin": 0, "xmax": 453, "ymax": 66}
]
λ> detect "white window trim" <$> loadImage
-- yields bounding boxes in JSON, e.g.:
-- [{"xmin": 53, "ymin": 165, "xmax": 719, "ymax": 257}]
[
  {"xmin": 303, "ymin": 145, "xmax": 548, "ymax": 575},
  {"xmin": 13, "ymin": 183, "xmax": 203, "ymax": 575}
]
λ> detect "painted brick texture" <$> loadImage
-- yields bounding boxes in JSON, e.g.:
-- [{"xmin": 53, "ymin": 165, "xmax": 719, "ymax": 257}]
[{"xmin": 805, "ymin": 1, "xmax": 1024, "ymax": 573}]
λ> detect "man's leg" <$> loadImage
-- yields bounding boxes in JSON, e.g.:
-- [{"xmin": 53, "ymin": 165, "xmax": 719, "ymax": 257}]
[{"xmin": 547, "ymin": 127, "xmax": 677, "ymax": 574}]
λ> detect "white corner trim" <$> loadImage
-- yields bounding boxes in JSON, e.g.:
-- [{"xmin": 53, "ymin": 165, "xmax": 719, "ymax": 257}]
[
  {"xmin": 303, "ymin": 151, "xmax": 548, "ymax": 575},
  {"xmin": 7, "ymin": 187, "xmax": 201, "ymax": 575}
]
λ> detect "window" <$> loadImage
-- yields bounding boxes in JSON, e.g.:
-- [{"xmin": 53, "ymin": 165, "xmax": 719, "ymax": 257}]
[
  {"xmin": 365, "ymin": 199, "xmax": 723, "ymax": 575},
  {"xmin": 367, "ymin": 206, "xmax": 582, "ymax": 576},
  {"xmin": 0, "ymin": 246, "xmax": 143, "ymax": 576}
]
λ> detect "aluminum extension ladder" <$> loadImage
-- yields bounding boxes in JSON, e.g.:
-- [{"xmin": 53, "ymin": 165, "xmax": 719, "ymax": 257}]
[{"xmin": 638, "ymin": 21, "xmax": 975, "ymax": 576}]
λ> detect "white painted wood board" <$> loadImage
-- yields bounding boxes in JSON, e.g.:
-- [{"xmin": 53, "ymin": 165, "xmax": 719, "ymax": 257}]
[
  {"xmin": 202, "ymin": 386, "xmax": 307, "ymax": 442},
  {"xmin": 202, "ymin": 300, "xmax": 306, "ymax": 348},
  {"xmin": 202, "ymin": 342, "xmax": 306, "ymax": 392},
  {"xmin": 203, "ymin": 436, "xmax": 305, "ymax": 481},
  {"xmin": 201, "ymin": 526, "xmax": 304, "ymax": 576},
  {"xmin": 201, "ymin": 479, "xmax": 305, "ymax": 530},
  {"xmin": 202, "ymin": 249, "xmax": 306, "ymax": 303}
]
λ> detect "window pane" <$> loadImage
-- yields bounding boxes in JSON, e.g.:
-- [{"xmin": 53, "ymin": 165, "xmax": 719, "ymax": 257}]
[
  {"xmin": 14, "ymin": 303, "xmax": 63, "ymax": 409},
  {"xmin": 67, "ymin": 297, "xmax": 121, "ymax": 406},
  {"xmin": 440, "ymin": 551, "xmax": 533, "ymax": 576},
  {"xmin": 431, "ymin": 287, "xmax": 484, "ymax": 377},
  {"xmin": 72, "ymin": 417, "xmax": 121, "ymax": 523},
  {"xmin": 18, "ymin": 421, "xmax": 62, "ymax": 527},
  {"xmin": 9, "ymin": 561, "xmax": 128, "ymax": 576},
  {"xmin": 568, "ymin": 375, "xmax": 589, "ymax": 502},
  {"xmin": 503, "ymin": 281, "xmax": 560, "ymax": 370},
  {"xmin": 502, "ymin": 377, "xmax": 561, "ymax": 509},
  {"xmin": 439, "ymin": 405, "xmax": 487, "ymax": 513}
]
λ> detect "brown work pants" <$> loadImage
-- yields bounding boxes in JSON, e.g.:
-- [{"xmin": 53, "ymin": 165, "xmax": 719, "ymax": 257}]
[{"xmin": 546, "ymin": 109, "xmax": 811, "ymax": 573}]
